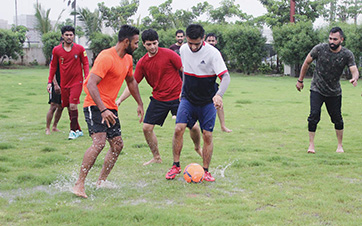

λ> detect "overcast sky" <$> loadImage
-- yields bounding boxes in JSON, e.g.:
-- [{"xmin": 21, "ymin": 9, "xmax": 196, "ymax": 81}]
[{"xmin": 0, "ymin": 0, "xmax": 267, "ymax": 24}]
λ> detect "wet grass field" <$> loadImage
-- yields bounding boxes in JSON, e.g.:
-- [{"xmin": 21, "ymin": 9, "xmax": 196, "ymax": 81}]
[{"xmin": 1, "ymin": 67, "xmax": 362, "ymax": 225}]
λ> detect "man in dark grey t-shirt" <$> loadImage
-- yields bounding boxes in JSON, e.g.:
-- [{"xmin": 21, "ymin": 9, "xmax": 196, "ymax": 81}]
[{"xmin": 296, "ymin": 27, "xmax": 359, "ymax": 154}]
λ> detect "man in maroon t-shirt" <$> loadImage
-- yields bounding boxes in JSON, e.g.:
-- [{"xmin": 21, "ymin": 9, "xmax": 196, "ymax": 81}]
[
  {"xmin": 47, "ymin": 25, "xmax": 89, "ymax": 140},
  {"xmin": 117, "ymin": 29, "xmax": 201, "ymax": 166}
]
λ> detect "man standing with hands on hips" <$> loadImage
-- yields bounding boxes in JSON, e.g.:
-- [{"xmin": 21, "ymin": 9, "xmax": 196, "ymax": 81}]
[{"xmin": 296, "ymin": 27, "xmax": 359, "ymax": 154}]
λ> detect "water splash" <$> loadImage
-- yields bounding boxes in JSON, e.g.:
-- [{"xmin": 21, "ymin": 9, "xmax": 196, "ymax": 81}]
[{"xmin": 214, "ymin": 160, "xmax": 235, "ymax": 177}]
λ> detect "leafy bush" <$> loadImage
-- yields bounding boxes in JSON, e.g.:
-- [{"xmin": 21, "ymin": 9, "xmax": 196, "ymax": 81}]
[
  {"xmin": 41, "ymin": 31, "xmax": 61, "ymax": 65},
  {"xmin": 258, "ymin": 63, "xmax": 272, "ymax": 74},
  {"xmin": 223, "ymin": 24, "xmax": 267, "ymax": 74},
  {"xmin": 0, "ymin": 29, "xmax": 23, "ymax": 64},
  {"xmin": 29, "ymin": 59, "xmax": 39, "ymax": 66},
  {"xmin": 89, "ymin": 32, "xmax": 113, "ymax": 64},
  {"xmin": 273, "ymin": 21, "xmax": 319, "ymax": 75}
]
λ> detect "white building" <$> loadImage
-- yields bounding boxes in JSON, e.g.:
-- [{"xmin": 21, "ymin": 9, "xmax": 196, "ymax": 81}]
[{"xmin": 0, "ymin": 19, "xmax": 10, "ymax": 29}]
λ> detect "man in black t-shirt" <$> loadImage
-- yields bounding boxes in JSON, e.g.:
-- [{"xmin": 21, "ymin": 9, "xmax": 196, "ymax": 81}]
[
  {"xmin": 169, "ymin": 29, "xmax": 185, "ymax": 56},
  {"xmin": 296, "ymin": 27, "xmax": 359, "ymax": 154}
]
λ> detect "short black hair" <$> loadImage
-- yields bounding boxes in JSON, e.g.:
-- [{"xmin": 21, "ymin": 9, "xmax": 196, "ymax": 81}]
[
  {"xmin": 205, "ymin": 33, "xmax": 217, "ymax": 40},
  {"xmin": 186, "ymin": 24, "xmax": 204, "ymax": 40},
  {"xmin": 175, "ymin": 29, "xmax": 185, "ymax": 36},
  {"xmin": 118, "ymin": 25, "xmax": 140, "ymax": 42},
  {"xmin": 61, "ymin": 25, "xmax": 75, "ymax": 35},
  {"xmin": 330, "ymin": 27, "xmax": 345, "ymax": 39},
  {"xmin": 141, "ymin": 29, "xmax": 159, "ymax": 42}
]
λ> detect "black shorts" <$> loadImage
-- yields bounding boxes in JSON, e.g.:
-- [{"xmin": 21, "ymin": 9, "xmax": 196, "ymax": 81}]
[
  {"xmin": 48, "ymin": 85, "xmax": 61, "ymax": 105},
  {"xmin": 83, "ymin": 106, "xmax": 121, "ymax": 139},
  {"xmin": 144, "ymin": 97, "xmax": 180, "ymax": 126}
]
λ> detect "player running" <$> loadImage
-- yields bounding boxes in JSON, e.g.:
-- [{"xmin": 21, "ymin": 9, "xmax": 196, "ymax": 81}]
[{"xmin": 73, "ymin": 25, "xmax": 143, "ymax": 198}]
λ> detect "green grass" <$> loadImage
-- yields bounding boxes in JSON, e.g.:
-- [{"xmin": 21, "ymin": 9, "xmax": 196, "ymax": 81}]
[{"xmin": 1, "ymin": 67, "xmax": 362, "ymax": 225}]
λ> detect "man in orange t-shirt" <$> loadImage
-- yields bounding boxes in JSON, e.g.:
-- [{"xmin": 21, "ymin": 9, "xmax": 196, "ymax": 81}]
[{"xmin": 73, "ymin": 25, "xmax": 144, "ymax": 199}]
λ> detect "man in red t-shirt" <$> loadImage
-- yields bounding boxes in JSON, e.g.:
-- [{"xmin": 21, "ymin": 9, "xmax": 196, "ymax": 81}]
[
  {"xmin": 117, "ymin": 29, "xmax": 201, "ymax": 166},
  {"xmin": 47, "ymin": 25, "xmax": 89, "ymax": 140},
  {"xmin": 73, "ymin": 25, "xmax": 144, "ymax": 198}
]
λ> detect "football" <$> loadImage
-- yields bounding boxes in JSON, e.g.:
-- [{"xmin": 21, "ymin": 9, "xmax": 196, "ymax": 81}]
[{"xmin": 183, "ymin": 163, "xmax": 205, "ymax": 183}]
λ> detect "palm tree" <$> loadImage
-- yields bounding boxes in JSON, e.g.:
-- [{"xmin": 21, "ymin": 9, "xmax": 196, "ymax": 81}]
[
  {"xmin": 75, "ymin": 7, "xmax": 103, "ymax": 42},
  {"xmin": 34, "ymin": 3, "xmax": 64, "ymax": 35},
  {"xmin": 64, "ymin": 0, "xmax": 77, "ymax": 27},
  {"xmin": 34, "ymin": 3, "xmax": 52, "ymax": 35}
]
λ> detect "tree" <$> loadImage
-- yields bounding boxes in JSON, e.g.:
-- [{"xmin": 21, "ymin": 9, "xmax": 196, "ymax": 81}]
[
  {"xmin": 272, "ymin": 21, "xmax": 319, "ymax": 75},
  {"xmin": 223, "ymin": 24, "xmax": 267, "ymax": 74},
  {"xmin": 98, "ymin": 0, "xmax": 139, "ymax": 33},
  {"xmin": 258, "ymin": 0, "xmax": 327, "ymax": 27},
  {"xmin": 0, "ymin": 29, "xmax": 23, "ymax": 64},
  {"xmin": 173, "ymin": 2, "xmax": 211, "ymax": 28},
  {"xmin": 64, "ymin": 0, "xmax": 77, "ymax": 27},
  {"xmin": 208, "ymin": 0, "xmax": 251, "ymax": 23},
  {"xmin": 321, "ymin": 0, "xmax": 361, "ymax": 24},
  {"xmin": 34, "ymin": 3, "xmax": 52, "ymax": 35},
  {"xmin": 141, "ymin": 0, "xmax": 210, "ymax": 30},
  {"xmin": 141, "ymin": 0, "xmax": 174, "ymax": 30},
  {"xmin": 76, "ymin": 7, "xmax": 103, "ymax": 42},
  {"xmin": 11, "ymin": 25, "xmax": 28, "ymax": 45},
  {"xmin": 34, "ymin": 3, "xmax": 64, "ymax": 35},
  {"xmin": 88, "ymin": 32, "xmax": 113, "ymax": 64},
  {"xmin": 41, "ymin": 31, "xmax": 61, "ymax": 65}
]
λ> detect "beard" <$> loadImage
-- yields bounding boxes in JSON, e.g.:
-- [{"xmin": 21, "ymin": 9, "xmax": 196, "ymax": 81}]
[
  {"xmin": 329, "ymin": 42, "xmax": 340, "ymax": 50},
  {"xmin": 125, "ymin": 43, "xmax": 134, "ymax": 55}
]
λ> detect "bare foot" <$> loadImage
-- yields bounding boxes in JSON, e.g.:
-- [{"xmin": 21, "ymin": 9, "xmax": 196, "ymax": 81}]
[
  {"xmin": 307, "ymin": 149, "xmax": 315, "ymax": 154},
  {"xmin": 336, "ymin": 147, "xmax": 344, "ymax": 153},
  {"xmin": 195, "ymin": 147, "xmax": 202, "ymax": 157},
  {"xmin": 72, "ymin": 184, "xmax": 88, "ymax": 198},
  {"xmin": 52, "ymin": 128, "xmax": 61, "ymax": 132},
  {"xmin": 143, "ymin": 157, "xmax": 162, "ymax": 166},
  {"xmin": 45, "ymin": 129, "xmax": 51, "ymax": 135},
  {"xmin": 221, "ymin": 126, "xmax": 232, "ymax": 133}
]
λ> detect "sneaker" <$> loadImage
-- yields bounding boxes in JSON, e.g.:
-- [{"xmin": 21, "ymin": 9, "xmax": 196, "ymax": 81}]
[
  {"xmin": 165, "ymin": 165, "xmax": 181, "ymax": 180},
  {"xmin": 68, "ymin": 130, "xmax": 78, "ymax": 140},
  {"xmin": 203, "ymin": 171, "xmax": 215, "ymax": 182},
  {"xmin": 76, "ymin": 130, "xmax": 83, "ymax": 137}
]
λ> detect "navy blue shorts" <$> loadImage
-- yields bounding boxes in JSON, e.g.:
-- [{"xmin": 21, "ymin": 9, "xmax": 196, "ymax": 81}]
[
  {"xmin": 176, "ymin": 98, "xmax": 216, "ymax": 132},
  {"xmin": 144, "ymin": 97, "xmax": 180, "ymax": 126},
  {"xmin": 83, "ymin": 106, "xmax": 121, "ymax": 138}
]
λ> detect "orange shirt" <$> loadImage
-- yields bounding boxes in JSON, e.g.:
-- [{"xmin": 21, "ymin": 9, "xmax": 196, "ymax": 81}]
[{"xmin": 83, "ymin": 47, "xmax": 133, "ymax": 110}]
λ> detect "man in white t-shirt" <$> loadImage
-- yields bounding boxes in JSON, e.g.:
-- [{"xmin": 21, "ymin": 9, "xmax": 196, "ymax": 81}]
[{"xmin": 165, "ymin": 24, "xmax": 231, "ymax": 182}]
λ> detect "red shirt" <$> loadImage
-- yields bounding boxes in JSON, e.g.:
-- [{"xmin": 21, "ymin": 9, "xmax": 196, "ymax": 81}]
[
  {"xmin": 83, "ymin": 47, "xmax": 133, "ymax": 110},
  {"xmin": 134, "ymin": 47, "xmax": 182, "ymax": 101},
  {"xmin": 48, "ymin": 43, "xmax": 89, "ymax": 88}
]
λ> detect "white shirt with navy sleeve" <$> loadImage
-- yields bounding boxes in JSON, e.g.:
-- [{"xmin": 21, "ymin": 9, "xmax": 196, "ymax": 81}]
[{"xmin": 180, "ymin": 42, "xmax": 228, "ymax": 105}]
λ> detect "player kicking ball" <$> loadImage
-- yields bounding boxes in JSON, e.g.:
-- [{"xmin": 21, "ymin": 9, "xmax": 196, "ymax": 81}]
[{"xmin": 165, "ymin": 24, "xmax": 230, "ymax": 182}]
